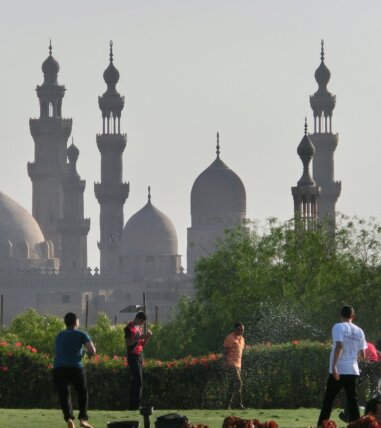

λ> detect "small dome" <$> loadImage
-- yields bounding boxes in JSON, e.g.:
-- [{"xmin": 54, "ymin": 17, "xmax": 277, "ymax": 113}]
[
  {"xmin": 314, "ymin": 40, "xmax": 331, "ymax": 88},
  {"xmin": 191, "ymin": 157, "xmax": 246, "ymax": 215},
  {"xmin": 122, "ymin": 198, "xmax": 178, "ymax": 256},
  {"xmin": 103, "ymin": 41, "xmax": 120, "ymax": 89},
  {"xmin": 103, "ymin": 62, "xmax": 120, "ymax": 88},
  {"xmin": 0, "ymin": 191, "xmax": 46, "ymax": 259},
  {"xmin": 67, "ymin": 142, "xmax": 79, "ymax": 162},
  {"xmin": 41, "ymin": 43, "xmax": 59, "ymax": 85},
  {"xmin": 298, "ymin": 121, "xmax": 315, "ymax": 157},
  {"xmin": 315, "ymin": 61, "xmax": 331, "ymax": 87}
]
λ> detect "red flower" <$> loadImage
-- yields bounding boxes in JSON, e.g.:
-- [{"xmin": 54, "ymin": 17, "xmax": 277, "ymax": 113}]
[
  {"xmin": 14, "ymin": 342, "xmax": 22, "ymax": 347},
  {"xmin": 31, "ymin": 348, "xmax": 37, "ymax": 353},
  {"xmin": 292, "ymin": 340, "xmax": 300, "ymax": 345},
  {"xmin": 0, "ymin": 341, "xmax": 8, "ymax": 347},
  {"xmin": 113, "ymin": 355, "xmax": 119, "ymax": 360},
  {"xmin": 26, "ymin": 345, "xmax": 32, "ymax": 350},
  {"xmin": 47, "ymin": 364, "xmax": 53, "ymax": 369},
  {"xmin": 0, "ymin": 365, "xmax": 9, "ymax": 372}
]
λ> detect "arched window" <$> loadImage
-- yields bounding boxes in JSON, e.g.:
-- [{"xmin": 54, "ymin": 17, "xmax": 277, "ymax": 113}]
[{"xmin": 48, "ymin": 102, "xmax": 54, "ymax": 117}]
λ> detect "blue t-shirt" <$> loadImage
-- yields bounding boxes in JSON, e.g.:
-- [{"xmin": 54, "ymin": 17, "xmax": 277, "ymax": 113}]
[{"xmin": 54, "ymin": 329, "xmax": 91, "ymax": 368}]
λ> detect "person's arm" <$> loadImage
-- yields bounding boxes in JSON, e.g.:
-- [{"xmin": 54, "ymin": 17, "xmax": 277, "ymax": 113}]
[
  {"xmin": 85, "ymin": 340, "xmax": 96, "ymax": 357},
  {"xmin": 331, "ymin": 341, "xmax": 343, "ymax": 380},
  {"xmin": 142, "ymin": 330, "xmax": 152, "ymax": 347}
]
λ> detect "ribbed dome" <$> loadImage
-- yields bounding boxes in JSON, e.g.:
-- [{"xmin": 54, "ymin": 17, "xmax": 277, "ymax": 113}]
[
  {"xmin": 0, "ymin": 192, "xmax": 45, "ymax": 259},
  {"xmin": 122, "ymin": 199, "xmax": 178, "ymax": 256},
  {"xmin": 191, "ymin": 157, "xmax": 246, "ymax": 214}
]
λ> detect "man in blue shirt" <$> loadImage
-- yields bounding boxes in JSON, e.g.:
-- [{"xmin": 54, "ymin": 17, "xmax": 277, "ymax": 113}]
[{"xmin": 53, "ymin": 312, "xmax": 96, "ymax": 428}]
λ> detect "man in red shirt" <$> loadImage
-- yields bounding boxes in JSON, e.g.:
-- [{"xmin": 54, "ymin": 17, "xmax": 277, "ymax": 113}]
[
  {"xmin": 124, "ymin": 311, "xmax": 152, "ymax": 410},
  {"xmin": 223, "ymin": 322, "xmax": 245, "ymax": 409}
]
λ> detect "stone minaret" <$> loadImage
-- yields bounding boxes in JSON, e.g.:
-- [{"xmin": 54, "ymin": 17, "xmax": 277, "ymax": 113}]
[
  {"xmin": 292, "ymin": 120, "xmax": 321, "ymax": 230},
  {"xmin": 28, "ymin": 42, "xmax": 72, "ymax": 257},
  {"xmin": 94, "ymin": 42, "xmax": 129, "ymax": 274},
  {"xmin": 309, "ymin": 40, "xmax": 341, "ymax": 228},
  {"xmin": 57, "ymin": 140, "xmax": 90, "ymax": 272}
]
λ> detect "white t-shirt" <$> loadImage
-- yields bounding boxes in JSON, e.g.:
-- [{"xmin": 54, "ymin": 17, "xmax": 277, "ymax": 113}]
[{"xmin": 329, "ymin": 322, "xmax": 366, "ymax": 375}]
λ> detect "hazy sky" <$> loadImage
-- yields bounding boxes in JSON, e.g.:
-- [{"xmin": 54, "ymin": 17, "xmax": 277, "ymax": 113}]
[{"xmin": 0, "ymin": 0, "xmax": 381, "ymax": 269}]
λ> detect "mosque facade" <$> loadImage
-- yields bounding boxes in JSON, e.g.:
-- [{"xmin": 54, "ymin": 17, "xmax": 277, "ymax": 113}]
[{"xmin": 0, "ymin": 41, "xmax": 339, "ymax": 325}]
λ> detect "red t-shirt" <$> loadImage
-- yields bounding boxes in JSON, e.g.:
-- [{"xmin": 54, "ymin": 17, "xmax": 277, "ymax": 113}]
[
  {"xmin": 366, "ymin": 342, "xmax": 379, "ymax": 361},
  {"xmin": 124, "ymin": 322, "xmax": 144, "ymax": 355}
]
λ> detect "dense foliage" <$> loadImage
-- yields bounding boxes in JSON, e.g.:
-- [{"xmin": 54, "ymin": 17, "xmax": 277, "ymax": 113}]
[
  {"xmin": 147, "ymin": 216, "xmax": 381, "ymax": 359},
  {"xmin": 0, "ymin": 338, "xmax": 344, "ymax": 409}
]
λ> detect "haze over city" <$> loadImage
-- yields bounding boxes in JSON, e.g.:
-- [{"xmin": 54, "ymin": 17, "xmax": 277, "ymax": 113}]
[{"xmin": 1, "ymin": 0, "xmax": 380, "ymax": 269}]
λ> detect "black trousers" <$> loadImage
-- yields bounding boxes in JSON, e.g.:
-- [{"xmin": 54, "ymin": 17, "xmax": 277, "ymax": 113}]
[
  {"xmin": 52, "ymin": 367, "xmax": 89, "ymax": 421},
  {"xmin": 128, "ymin": 353, "xmax": 143, "ymax": 410},
  {"xmin": 317, "ymin": 374, "xmax": 360, "ymax": 426}
]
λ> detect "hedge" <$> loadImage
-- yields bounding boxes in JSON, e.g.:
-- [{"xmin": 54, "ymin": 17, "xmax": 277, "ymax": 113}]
[{"xmin": 0, "ymin": 340, "xmax": 375, "ymax": 409}]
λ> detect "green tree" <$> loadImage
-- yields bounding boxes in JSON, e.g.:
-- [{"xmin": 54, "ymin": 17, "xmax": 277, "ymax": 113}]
[
  {"xmin": 8, "ymin": 309, "xmax": 64, "ymax": 354},
  {"xmin": 149, "ymin": 216, "xmax": 381, "ymax": 359}
]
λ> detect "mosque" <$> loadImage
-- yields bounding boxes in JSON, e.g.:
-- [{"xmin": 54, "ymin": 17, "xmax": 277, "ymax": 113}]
[{"xmin": 0, "ymin": 41, "xmax": 339, "ymax": 325}]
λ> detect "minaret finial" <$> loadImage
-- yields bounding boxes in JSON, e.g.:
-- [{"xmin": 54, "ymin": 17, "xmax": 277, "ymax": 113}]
[
  {"xmin": 216, "ymin": 132, "xmax": 220, "ymax": 158},
  {"xmin": 320, "ymin": 39, "xmax": 325, "ymax": 62},
  {"xmin": 109, "ymin": 40, "xmax": 113, "ymax": 63},
  {"xmin": 49, "ymin": 39, "xmax": 52, "ymax": 56},
  {"xmin": 148, "ymin": 185, "xmax": 151, "ymax": 202},
  {"xmin": 304, "ymin": 117, "xmax": 308, "ymax": 135}
]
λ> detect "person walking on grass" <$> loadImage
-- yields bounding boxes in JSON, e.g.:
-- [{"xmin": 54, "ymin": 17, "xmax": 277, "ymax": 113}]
[
  {"xmin": 53, "ymin": 312, "xmax": 96, "ymax": 428},
  {"xmin": 124, "ymin": 311, "xmax": 152, "ymax": 410},
  {"xmin": 317, "ymin": 305, "xmax": 366, "ymax": 427},
  {"xmin": 223, "ymin": 322, "xmax": 246, "ymax": 410}
]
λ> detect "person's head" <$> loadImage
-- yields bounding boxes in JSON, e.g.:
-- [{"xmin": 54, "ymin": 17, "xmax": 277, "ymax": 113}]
[
  {"xmin": 340, "ymin": 305, "xmax": 355, "ymax": 321},
  {"xmin": 134, "ymin": 311, "xmax": 147, "ymax": 325},
  {"xmin": 64, "ymin": 312, "xmax": 79, "ymax": 328},
  {"xmin": 365, "ymin": 398, "xmax": 381, "ymax": 423},
  {"xmin": 233, "ymin": 322, "xmax": 244, "ymax": 336}
]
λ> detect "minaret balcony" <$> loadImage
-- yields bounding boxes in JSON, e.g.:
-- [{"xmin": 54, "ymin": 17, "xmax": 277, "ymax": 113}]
[
  {"xmin": 30, "ymin": 117, "xmax": 72, "ymax": 139},
  {"xmin": 94, "ymin": 182, "xmax": 129, "ymax": 204},
  {"xmin": 28, "ymin": 162, "xmax": 66, "ymax": 179},
  {"xmin": 96, "ymin": 133, "xmax": 127, "ymax": 152}
]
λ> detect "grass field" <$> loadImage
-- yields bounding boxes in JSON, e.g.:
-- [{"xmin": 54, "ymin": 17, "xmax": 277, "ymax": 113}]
[{"xmin": 0, "ymin": 408, "xmax": 348, "ymax": 428}]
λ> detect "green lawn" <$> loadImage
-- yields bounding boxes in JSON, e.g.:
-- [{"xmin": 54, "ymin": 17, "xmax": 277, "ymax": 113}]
[{"xmin": 0, "ymin": 408, "xmax": 349, "ymax": 428}]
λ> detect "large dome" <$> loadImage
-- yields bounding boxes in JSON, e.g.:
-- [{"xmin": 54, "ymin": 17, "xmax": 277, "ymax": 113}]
[
  {"xmin": 0, "ymin": 191, "xmax": 45, "ymax": 259},
  {"xmin": 122, "ymin": 198, "xmax": 178, "ymax": 256},
  {"xmin": 191, "ymin": 157, "xmax": 246, "ymax": 215}
]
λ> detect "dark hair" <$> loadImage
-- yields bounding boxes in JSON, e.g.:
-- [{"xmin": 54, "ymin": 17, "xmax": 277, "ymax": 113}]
[
  {"xmin": 135, "ymin": 311, "xmax": 147, "ymax": 321},
  {"xmin": 234, "ymin": 322, "xmax": 244, "ymax": 330},
  {"xmin": 365, "ymin": 398, "xmax": 381, "ymax": 415},
  {"xmin": 341, "ymin": 305, "xmax": 354, "ymax": 319},
  {"xmin": 64, "ymin": 312, "xmax": 78, "ymax": 327}
]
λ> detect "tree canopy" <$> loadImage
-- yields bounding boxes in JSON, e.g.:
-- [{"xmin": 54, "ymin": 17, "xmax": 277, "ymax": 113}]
[{"xmin": 146, "ymin": 216, "xmax": 381, "ymax": 359}]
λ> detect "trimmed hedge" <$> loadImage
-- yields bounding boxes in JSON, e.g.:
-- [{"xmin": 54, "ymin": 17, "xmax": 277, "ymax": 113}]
[{"xmin": 0, "ymin": 340, "xmax": 373, "ymax": 409}]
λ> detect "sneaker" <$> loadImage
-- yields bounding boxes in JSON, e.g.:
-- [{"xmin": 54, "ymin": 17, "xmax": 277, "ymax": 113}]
[
  {"xmin": 339, "ymin": 411, "xmax": 349, "ymax": 423},
  {"xmin": 79, "ymin": 420, "xmax": 94, "ymax": 428}
]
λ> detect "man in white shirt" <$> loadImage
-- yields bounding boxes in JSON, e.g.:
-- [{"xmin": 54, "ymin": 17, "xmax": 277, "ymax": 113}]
[{"xmin": 317, "ymin": 305, "xmax": 367, "ymax": 427}]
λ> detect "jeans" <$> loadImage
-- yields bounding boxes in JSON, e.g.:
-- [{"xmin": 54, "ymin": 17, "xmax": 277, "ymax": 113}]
[
  {"xmin": 52, "ymin": 367, "xmax": 89, "ymax": 422},
  {"xmin": 128, "ymin": 353, "xmax": 143, "ymax": 410},
  {"xmin": 317, "ymin": 374, "xmax": 360, "ymax": 426}
]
